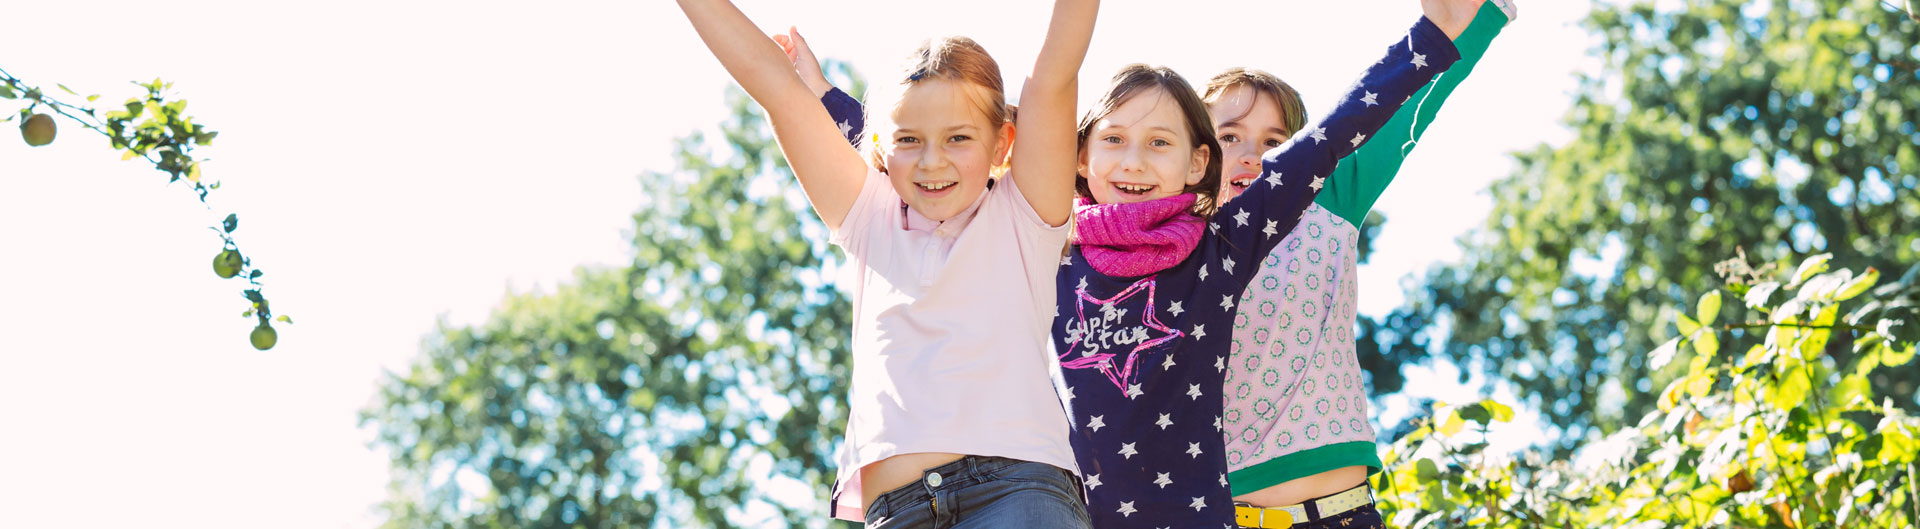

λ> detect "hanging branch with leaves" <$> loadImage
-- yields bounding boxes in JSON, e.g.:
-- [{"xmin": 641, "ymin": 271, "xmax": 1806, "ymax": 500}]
[{"xmin": 2, "ymin": 67, "xmax": 288, "ymax": 350}]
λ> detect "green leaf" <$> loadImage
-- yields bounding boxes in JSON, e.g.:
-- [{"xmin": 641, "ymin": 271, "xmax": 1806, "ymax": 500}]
[
  {"xmin": 0, "ymin": 85, "xmax": 15, "ymax": 99},
  {"xmin": 275, "ymin": 315, "xmax": 293, "ymax": 324},
  {"xmin": 1459, "ymin": 403, "xmax": 1492, "ymax": 425},
  {"xmin": 56, "ymin": 83, "xmax": 77, "ymax": 95},
  {"xmin": 1480, "ymin": 400, "xmax": 1514, "ymax": 422},
  {"xmin": 1692, "ymin": 330, "xmax": 1719, "ymax": 358},
  {"xmin": 1833, "ymin": 267, "xmax": 1879, "ymax": 302},
  {"xmin": 1677, "ymin": 312, "xmax": 1702, "ymax": 337},
  {"xmin": 222, "ymin": 214, "xmax": 238, "ymax": 233},
  {"xmin": 1696, "ymin": 291, "xmax": 1723, "ymax": 325},
  {"xmin": 1415, "ymin": 458, "xmax": 1440, "ymax": 481},
  {"xmin": 1792, "ymin": 253, "xmax": 1832, "ymax": 286},
  {"xmin": 1883, "ymin": 342, "xmax": 1916, "ymax": 367}
]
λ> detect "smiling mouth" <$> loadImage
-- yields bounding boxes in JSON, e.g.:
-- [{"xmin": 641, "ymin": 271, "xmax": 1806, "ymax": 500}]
[
  {"xmin": 1228, "ymin": 174, "xmax": 1255, "ymax": 191},
  {"xmin": 917, "ymin": 181, "xmax": 956, "ymax": 192},
  {"xmin": 1113, "ymin": 183, "xmax": 1156, "ymax": 196}
]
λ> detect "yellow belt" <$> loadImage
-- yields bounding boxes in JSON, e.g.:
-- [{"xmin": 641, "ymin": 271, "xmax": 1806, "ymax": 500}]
[{"xmin": 1233, "ymin": 484, "xmax": 1373, "ymax": 528}]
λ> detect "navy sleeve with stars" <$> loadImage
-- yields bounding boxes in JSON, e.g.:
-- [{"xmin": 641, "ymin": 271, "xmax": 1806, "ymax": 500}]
[
  {"xmin": 820, "ymin": 87, "xmax": 865, "ymax": 148},
  {"xmin": 1054, "ymin": 18, "xmax": 1459, "ymax": 529},
  {"xmin": 1209, "ymin": 16, "xmax": 1461, "ymax": 277}
]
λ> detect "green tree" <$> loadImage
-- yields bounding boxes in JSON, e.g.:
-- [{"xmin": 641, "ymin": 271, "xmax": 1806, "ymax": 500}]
[
  {"xmin": 362, "ymin": 66, "xmax": 864, "ymax": 528},
  {"xmin": 1374, "ymin": 253, "xmax": 1919, "ymax": 528},
  {"xmin": 2, "ymin": 68, "xmax": 286, "ymax": 348},
  {"xmin": 1372, "ymin": 0, "xmax": 1920, "ymax": 451}
]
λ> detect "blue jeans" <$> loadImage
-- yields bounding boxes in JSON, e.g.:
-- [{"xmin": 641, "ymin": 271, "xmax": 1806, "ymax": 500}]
[{"xmin": 864, "ymin": 456, "xmax": 1092, "ymax": 529}]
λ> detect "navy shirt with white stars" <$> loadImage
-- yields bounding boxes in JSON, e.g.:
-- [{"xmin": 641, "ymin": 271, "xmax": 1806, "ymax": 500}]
[{"xmin": 1053, "ymin": 18, "xmax": 1459, "ymax": 528}]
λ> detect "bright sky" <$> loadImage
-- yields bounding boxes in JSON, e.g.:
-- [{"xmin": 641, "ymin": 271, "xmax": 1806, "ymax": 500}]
[{"xmin": 0, "ymin": 1, "xmax": 1595, "ymax": 527}]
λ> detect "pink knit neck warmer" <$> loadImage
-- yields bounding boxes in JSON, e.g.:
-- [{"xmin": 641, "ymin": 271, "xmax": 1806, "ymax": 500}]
[{"xmin": 1073, "ymin": 194, "xmax": 1204, "ymax": 277}]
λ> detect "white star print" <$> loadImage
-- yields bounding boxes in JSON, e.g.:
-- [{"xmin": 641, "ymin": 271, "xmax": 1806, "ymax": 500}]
[
  {"xmin": 1125, "ymin": 384, "xmax": 1143, "ymax": 399},
  {"xmin": 1309, "ymin": 127, "xmax": 1327, "ymax": 143},
  {"xmin": 1310, "ymin": 175, "xmax": 1326, "ymax": 191},
  {"xmin": 1192, "ymin": 324, "xmax": 1206, "ymax": 339},
  {"xmin": 1162, "ymin": 354, "xmax": 1177, "ymax": 371},
  {"xmin": 1154, "ymin": 472, "xmax": 1173, "ymax": 488},
  {"xmin": 1221, "ymin": 295, "xmax": 1235, "ymax": 311},
  {"xmin": 1263, "ymin": 219, "xmax": 1279, "ymax": 238},
  {"xmin": 1232, "ymin": 208, "xmax": 1249, "ymax": 227},
  {"xmin": 837, "ymin": 120, "xmax": 853, "ymax": 137},
  {"xmin": 1198, "ymin": 265, "xmax": 1209, "ymax": 281},
  {"xmin": 1215, "ymin": 414, "xmax": 1223, "ymax": 432},
  {"xmin": 1190, "ymin": 496, "xmax": 1207, "ymax": 511},
  {"xmin": 1413, "ymin": 53, "xmax": 1429, "ymax": 69},
  {"xmin": 1264, "ymin": 170, "xmax": 1284, "ymax": 187},
  {"xmin": 1169, "ymin": 301, "xmax": 1185, "ymax": 316},
  {"xmin": 1361, "ymin": 91, "xmax": 1378, "ymax": 106},
  {"xmin": 1117, "ymin": 501, "xmax": 1137, "ymax": 518},
  {"xmin": 1156, "ymin": 413, "xmax": 1174, "ymax": 430},
  {"xmin": 1214, "ymin": 356, "xmax": 1225, "ymax": 372},
  {"xmin": 1086, "ymin": 473, "xmax": 1103, "ymax": 490},
  {"xmin": 1119, "ymin": 443, "xmax": 1139, "ymax": 460},
  {"xmin": 1187, "ymin": 442, "xmax": 1204, "ymax": 458},
  {"xmin": 1088, "ymin": 415, "xmax": 1105, "ymax": 432},
  {"xmin": 1061, "ymin": 254, "xmax": 1073, "ymax": 266},
  {"xmin": 1219, "ymin": 473, "xmax": 1228, "ymax": 487},
  {"xmin": 1351, "ymin": 133, "xmax": 1367, "ymax": 147},
  {"xmin": 1064, "ymin": 386, "xmax": 1076, "ymax": 403},
  {"xmin": 1077, "ymin": 276, "xmax": 1088, "ymax": 291},
  {"xmin": 1188, "ymin": 383, "xmax": 1203, "ymax": 400},
  {"xmin": 1223, "ymin": 257, "xmax": 1236, "ymax": 275}
]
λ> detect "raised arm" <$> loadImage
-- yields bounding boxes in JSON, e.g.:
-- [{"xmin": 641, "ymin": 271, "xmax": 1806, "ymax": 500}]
[
  {"xmin": 1010, "ymin": 0, "xmax": 1100, "ymax": 227},
  {"xmin": 1314, "ymin": 0, "xmax": 1513, "ymax": 226},
  {"xmin": 774, "ymin": 26, "xmax": 867, "ymax": 148},
  {"xmin": 1209, "ymin": 15, "xmax": 1461, "ymax": 276},
  {"xmin": 675, "ymin": 0, "xmax": 868, "ymax": 230}
]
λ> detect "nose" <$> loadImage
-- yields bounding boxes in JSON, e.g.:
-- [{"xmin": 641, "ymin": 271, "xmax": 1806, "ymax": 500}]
[
  {"xmin": 1119, "ymin": 144, "xmax": 1147, "ymax": 173},
  {"xmin": 1236, "ymin": 143, "xmax": 1262, "ymax": 171},
  {"xmin": 916, "ymin": 144, "xmax": 951, "ymax": 172}
]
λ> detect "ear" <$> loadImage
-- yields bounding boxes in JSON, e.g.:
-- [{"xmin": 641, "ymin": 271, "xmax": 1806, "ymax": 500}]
[
  {"xmin": 995, "ymin": 121, "xmax": 1016, "ymax": 166},
  {"xmin": 1077, "ymin": 144, "xmax": 1091, "ymax": 179},
  {"xmin": 1186, "ymin": 144, "xmax": 1212, "ymax": 186}
]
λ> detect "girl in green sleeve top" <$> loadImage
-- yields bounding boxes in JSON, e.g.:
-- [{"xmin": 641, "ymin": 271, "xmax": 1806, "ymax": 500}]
[{"xmin": 1209, "ymin": 1, "xmax": 1515, "ymax": 527}]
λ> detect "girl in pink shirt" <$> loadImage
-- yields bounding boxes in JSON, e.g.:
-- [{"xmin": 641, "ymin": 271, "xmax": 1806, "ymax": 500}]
[{"xmin": 674, "ymin": 1, "xmax": 1098, "ymax": 526}]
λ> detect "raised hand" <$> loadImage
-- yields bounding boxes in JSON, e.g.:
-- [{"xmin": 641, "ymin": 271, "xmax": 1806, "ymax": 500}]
[
  {"xmin": 1421, "ymin": 0, "xmax": 1517, "ymax": 40},
  {"xmin": 771, "ymin": 26, "xmax": 835, "ymax": 98}
]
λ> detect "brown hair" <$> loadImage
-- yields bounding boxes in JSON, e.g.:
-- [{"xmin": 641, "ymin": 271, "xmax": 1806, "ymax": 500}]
[
  {"xmin": 1076, "ymin": 64, "xmax": 1224, "ymax": 216},
  {"xmin": 1201, "ymin": 67, "xmax": 1308, "ymax": 138},
  {"xmin": 866, "ymin": 36, "xmax": 1015, "ymax": 175}
]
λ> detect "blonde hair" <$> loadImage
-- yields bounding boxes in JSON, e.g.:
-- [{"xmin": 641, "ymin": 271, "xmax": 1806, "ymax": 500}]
[
  {"xmin": 1201, "ymin": 67, "xmax": 1308, "ymax": 137},
  {"xmin": 864, "ymin": 36, "xmax": 1016, "ymax": 175}
]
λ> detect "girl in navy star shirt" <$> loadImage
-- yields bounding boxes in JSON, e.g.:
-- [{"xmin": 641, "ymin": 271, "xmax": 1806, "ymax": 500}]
[{"xmin": 1052, "ymin": 3, "xmax": 1478, "ymax": 525}]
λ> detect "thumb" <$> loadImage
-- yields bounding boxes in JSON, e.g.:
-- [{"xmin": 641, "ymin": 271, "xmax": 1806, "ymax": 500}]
[{"xmin": 789, "ymin": 26, "xmax": 814, "ymax": 57}]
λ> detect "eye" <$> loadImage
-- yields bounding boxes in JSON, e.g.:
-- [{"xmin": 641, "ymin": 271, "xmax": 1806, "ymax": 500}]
[
  {"xmin": 1150, "ymin": 138, "xmax": 1172, "ymax": 147},
  {"xmin": 1219, "ymin": 133, "xmax": 1241, "ymax": 144},
  {"xmin": 1264, "ymin": 137, "xmax": 1285, "ymax": 148},
  {"xmin": 895, "ymin": 136, "xmax": 920, "ymax": 145},
  {"xmin": 1101, "ymin": 135, "xmax": 1123, "ymax": 144},
  {"xmin": 948, "ymin": 135, "xmax": 972, "ymax": 143}
]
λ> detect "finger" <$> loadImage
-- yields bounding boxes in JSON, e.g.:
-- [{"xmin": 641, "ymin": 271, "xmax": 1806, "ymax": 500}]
[{"xmin": 789, "ymin": 26, "xmax": 813, "ymax": 55}]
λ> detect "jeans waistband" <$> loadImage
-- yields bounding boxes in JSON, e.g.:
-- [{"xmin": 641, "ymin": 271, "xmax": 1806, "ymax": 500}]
[{"xmin": 869, "ymin": 456, "xmax": 1032, "ymax": 515}]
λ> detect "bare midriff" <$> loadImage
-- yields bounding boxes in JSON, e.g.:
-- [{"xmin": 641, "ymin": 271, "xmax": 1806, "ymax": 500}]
[
  {"xmin": 1232, "ymin": 465, "xmax": 1369, "ymax": 508},
  {"xmin": 861, "ymin": 452, "xmax": 968, "ymax": 507}
]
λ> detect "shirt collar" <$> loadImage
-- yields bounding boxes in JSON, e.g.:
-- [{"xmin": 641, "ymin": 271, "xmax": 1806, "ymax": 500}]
[{"xmin": 901, "ymin": 180, "xmax": 992, "ymax": 238}]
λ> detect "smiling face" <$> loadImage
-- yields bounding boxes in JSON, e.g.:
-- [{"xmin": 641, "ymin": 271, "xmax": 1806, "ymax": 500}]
[
  {"xmin": 1209, "ymin": 85, "xmax": 1296, "ymax": 202},
  {"xmin": 1079, "ymin": 87, "xmax": 1212, "ymax": 206},
  {"xmin": 883, "ymin": 78, "xmax": 1012, "ymax": 222}
]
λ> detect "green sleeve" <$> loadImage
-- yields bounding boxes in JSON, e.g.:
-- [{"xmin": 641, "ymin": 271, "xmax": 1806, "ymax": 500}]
[{"xmin": 1314, "ymin": 0, "xmax": 1509, "ymax": 226}]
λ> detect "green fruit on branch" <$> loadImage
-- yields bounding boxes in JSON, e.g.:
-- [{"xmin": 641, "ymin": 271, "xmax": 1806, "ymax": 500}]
[
  {"xmin": 250, "ymin": 323, "xmax": 277, "ymax": 350},
  {"xmin": 20, "ymin": 113, "xmax": 55, "ymax": 147},
  {"xmin": 213, "ymin": 249, "xmax": 243, "ymax": 279}
]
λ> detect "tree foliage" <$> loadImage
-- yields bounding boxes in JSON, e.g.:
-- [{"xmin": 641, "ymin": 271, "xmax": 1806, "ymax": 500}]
[
  {"xmin": 1377, "ymin": 253, "xmax": 1920, "ymax": 528},
  {"xmin": 1370, "ymin": 0, "xmax": 1920, "ymax": 451},
  {"xmin": 363, "ymin": 66, "xmax": 864, "ymax": 528}
]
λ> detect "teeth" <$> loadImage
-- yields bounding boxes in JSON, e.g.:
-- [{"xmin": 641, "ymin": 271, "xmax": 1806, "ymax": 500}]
[
  {"xmin": 919, "ymin": 182, "xmax": 955, "ymax": 191},
  {"xmin": 1116, "ymin": 184, "xmax": 1154, "ymax": 193}
]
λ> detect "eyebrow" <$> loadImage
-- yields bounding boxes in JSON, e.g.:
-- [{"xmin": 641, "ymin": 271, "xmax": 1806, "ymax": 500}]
[
  {"xmin": 896, "ymin": 124, "xmax": 982, "ymax": 135},
  {"xmin": 1219, "ymin": 121, "xmax": 1291, "ymax": 138}
]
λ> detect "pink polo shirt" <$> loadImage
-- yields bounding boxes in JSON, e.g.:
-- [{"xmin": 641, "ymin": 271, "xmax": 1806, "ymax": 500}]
[{"xmin": 826, "ymin": 168, "xmax": 1077, "ymax": 521}]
